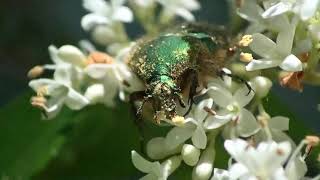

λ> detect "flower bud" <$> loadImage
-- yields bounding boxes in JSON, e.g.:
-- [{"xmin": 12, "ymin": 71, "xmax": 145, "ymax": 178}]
[
  {"xmin": 161, "ymin": 155, "xmax": 182, "ymax": 177},
  {"xmin": 146, "ymin": 137, "xmax": 167, "ymax": 160},
  {"xmin": 192, "ymin": 147, "xmax": 215, "ymax": 180},
  {"xmin": 84, "ymin": 84, "xmax": 105, "ymax": 104},
  {"xmin": 147, "ymin": 137, "xmax": 182, "ymax": 160},
  {"xmin": 57, "ymin": 45, "xmax": 86, "ymax": 67},
  {"xmin": 250, "ymin": 76, "xmax": 272, "ymax": 98},
  {"xmin": 92, "ymin": 26, "xmax": 119, "ymax": 46},
  {"xmin": 181, "ymin": 144, "xmax": 200, "ymax": 166}
]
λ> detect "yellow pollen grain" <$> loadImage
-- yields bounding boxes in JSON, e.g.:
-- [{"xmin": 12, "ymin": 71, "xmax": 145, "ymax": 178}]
[
  {"xmin": 172, "ymin": 116, "xmax": 185, "ymax": 126},
  {"xmin": 27, "ymin": 65, "xmax": 44, "ymax": 79},
  {"xmin": 305, "ymin": 136, "xmax": 320, "ymax": 146},
  {"xmin": 240, "ymin": 52, "xmax": 253, "ymax": 63},
  {"xmin": 239, "ymin": 35, "xmax": 253, "ymax": 47}
]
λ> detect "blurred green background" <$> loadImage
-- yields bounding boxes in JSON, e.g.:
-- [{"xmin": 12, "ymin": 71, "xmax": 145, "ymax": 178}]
[{"xmin": 0, "ymin": 0, "xmax": 319, "ymax": 179}]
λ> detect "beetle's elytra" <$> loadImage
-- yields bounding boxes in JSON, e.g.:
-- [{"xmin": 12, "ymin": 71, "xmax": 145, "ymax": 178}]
[{"xmin": 128, "ymin": 23, "xmax": 231, "ymax": 123}]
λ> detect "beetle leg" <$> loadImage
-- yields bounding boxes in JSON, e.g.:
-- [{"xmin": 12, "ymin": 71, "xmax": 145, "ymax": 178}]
[
  {"xmin": 184, "ymin": 69, "xmax": 199, "ymax": 116},
  {"xmin": 217, "ymin": 69, "xmax": 254, "ymax": 95},
  {"xmin": 129, "ymin": 91, "xmax": 148, "ymax": 154}
]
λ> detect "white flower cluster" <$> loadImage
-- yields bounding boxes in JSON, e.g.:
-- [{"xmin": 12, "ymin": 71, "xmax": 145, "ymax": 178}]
[
  {"xmin": 237, "ymin": 0, "xmax": 320, "ymax": 92},
  {"xmin": 27, "ymin": 0, "xmax": 320, "ymax": 179},
  {"xmin": 28, "ymin": 0, "xmax": 199, "ymax": 119}
]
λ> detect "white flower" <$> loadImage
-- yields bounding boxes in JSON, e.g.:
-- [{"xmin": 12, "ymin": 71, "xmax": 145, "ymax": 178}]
[
  {"xmin": 81, "ymin": 0, "xmax": 133, "ymax": 31},
  {"xmin": 204, "ymin": 80, "xmax": 259, "ymax": 137},
  {"xmin": 85, "ymin": 61, "xmax": 144, "ymax": 106},
  {"xmin": 29, "ymin": 45, "xmax": 89, "ymax": 119},
  {"xmin": 237, "ymin": 0, "xmax": 292, "ymax": 33},
  {"xmin": 131, "ymin": 151, "xmax": 182, "ymax": 180},
  {"xmin": 156, "ymin": 0, "xmax": 200, "ymax": 21},
  {"xmin": 262, "ymin": 0, "xmax": 320, "ymax": 21},
  {"xmin": 192, "ymin": 144, "xmax": 215, "ymax": 180},
  {"xmin": 29, "ymin": 79, "xmax": 89, "ymax": 119},
  {"xmin": 165, "ymin": 98, "xmax": 214, "ymax": 150},
  {"xmin": 225, "ymin": 139, "xmax": 291, "ymax": 180},
  {"xmin": 181, "ymin": 144, "xmax": 201, "ymax": 166},
  {"xmin": 246, "ymin": 23, "xmax": 303, "ymax": 72}
]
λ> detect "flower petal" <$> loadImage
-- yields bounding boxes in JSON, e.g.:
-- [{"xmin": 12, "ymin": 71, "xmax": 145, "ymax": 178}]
[
  {"xmin": 175, "ymin": 8, "xmax": 195, "ymax": 21},
  {"xmin": 64, "ymin": 88, "xmax": 90, "ymax": 110},
  {"xmin": 131, "ymin": 150, "xmax": 161, "ymax": 174},
  {"xmin": 246, "ymin": 59, "xmax": 281, "ymax": 71},
  {"xmin": 262, "ymin": 2, "xmax": 292, "ymax": 18},
  {"xmin": 160, "ymin": 155, "xmax": 182, "ymax": 179},
  {"xmin": 194, "ymin": 98, "xmax": 213, "ymax": 122},
  {"xmin": 85, "ymin": 64, "xmax": 114, "ymax": 79},
  {"xmin": 165, "ymin": 124, "xmax": 195, "ymax": 150},
  {"xmin": 279, "ymin": 54, "xmax": 303, "ymax": 72},
  {"xmin": 191, "ymin": 126, "xmax": 207, "ymax": 149},
  {"xmin": 237, "ymin": 108, "xmax": 259, "ymax": 137},
  {"xmin": 83, "ymin": 0, "xmax": 110, "ymax": 14},
  {"xmin": 250, "ymin": 33, "xmax": 277, "ymax": 58},
  {"xmin": 81, "ymin": 14, "xmax": 110, "ymax": 31},
  {"xmin": 269, "ymin": 116, "xmax": 289, "ymax": 131},
  {"xmin": 276, "ymin": 28, "xmax": 295, "ymax": 56},
  {"xmin": 229, "ymin": 163, "xmax": 249, "ymax": 179},
  {"xmin": 204, "ymin": 111, "xmax": 232, "ymax": 130},
  {"xmin": 112, "ymin": 6, "xmax": 133, "ymax": 22},
  {"xmin": 299, "ymin": 0, "xmax": 320, "ymax": 21},
  {"xmin": 206, "ymin": 85, "xmax": 233, "ymax": 108},
  {"xmin": 233, "ymin": 85, "xmax": 255, "ymax": 107}
]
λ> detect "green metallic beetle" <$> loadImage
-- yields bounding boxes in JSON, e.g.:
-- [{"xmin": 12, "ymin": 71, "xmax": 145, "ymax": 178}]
[{"xmin": 128, "ymin": 23, "xmax": 235, "ymax": 124}]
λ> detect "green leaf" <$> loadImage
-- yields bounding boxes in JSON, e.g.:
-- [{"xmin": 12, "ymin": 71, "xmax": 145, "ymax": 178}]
[{"xmin": 0, "ymin": 91, "xmax": 74, "ymax": 178}]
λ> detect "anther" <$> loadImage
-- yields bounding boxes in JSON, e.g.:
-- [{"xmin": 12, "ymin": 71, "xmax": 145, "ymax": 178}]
[
  {"xmin": 28, "ymin": 65, "xmax": 44, "ymax": 79},
  {"xmin": 238, "ymin": 35, "xmax": 253, "ymax": 47},
  {"xmin": 240, "ymin": 52, "xmax": 253, "ymax": 63},
  {"xmin": 203, "ymin": 106, "xmax": 216, "ymax": 116}
]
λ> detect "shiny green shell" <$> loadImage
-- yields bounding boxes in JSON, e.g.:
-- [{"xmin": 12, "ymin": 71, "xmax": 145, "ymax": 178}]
[{"xmin": 128, "ymin": 28, "xmax": 227, "ymax": 88}]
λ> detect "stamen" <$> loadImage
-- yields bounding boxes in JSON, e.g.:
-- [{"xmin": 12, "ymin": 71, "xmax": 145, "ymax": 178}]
[
  {"xmin": 238, "ymin": 35, "xmax": 253, "ymax": 47},
  {"xmin": 203, "ymin": 106, "xmax": 216, "ymax": 116},
  {"xmin": 27, "ymin": 65, "xmax": 44, "ymax": 79},
  {"xmin": 172, "ymin": 116, "xmax": 185, "ymax": 126},
  {"xmin": 235, "ymin": 0, "xmax": 244, "ymax": 7},
  {"xmin": 36, "ymin": 86, "xmax": 48, "ymax": 97},
  {"xmin": 305, "ymin": 136, "xmax": 320, "ymax": 146},
  {"xmin": 86, "ymin": 51, "xmax": 114, "ymax": 65},
  {"xmin": 239, "ymin": 52, "xmax": 253, "ymax": 63},
  {"xmin": 30, "ymin": 96, "xmax": 47, "ymax": 110}
]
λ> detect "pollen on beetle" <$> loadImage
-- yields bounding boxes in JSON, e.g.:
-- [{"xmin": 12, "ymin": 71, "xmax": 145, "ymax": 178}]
[
  {"xmin": 239, "ymin": 52, "xmax": 253, "ymax": 63},
  {"xmin": 86, "ymin": 51, "xmax": 114, "ymax": 65},
  {"xmin": 238, "ymin": 35, "xmax": 253, "ymax": 47},
  {"xmin": 28, "ymin": 65, "xmax": 44, "ymax": 79},
  {"xmin": 305, "ymin": 136, "xmax": 320, "ymax": 146},
  {"xmin": 172, "ymin": 116, "xmax": 185, "ymax": 126}
]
